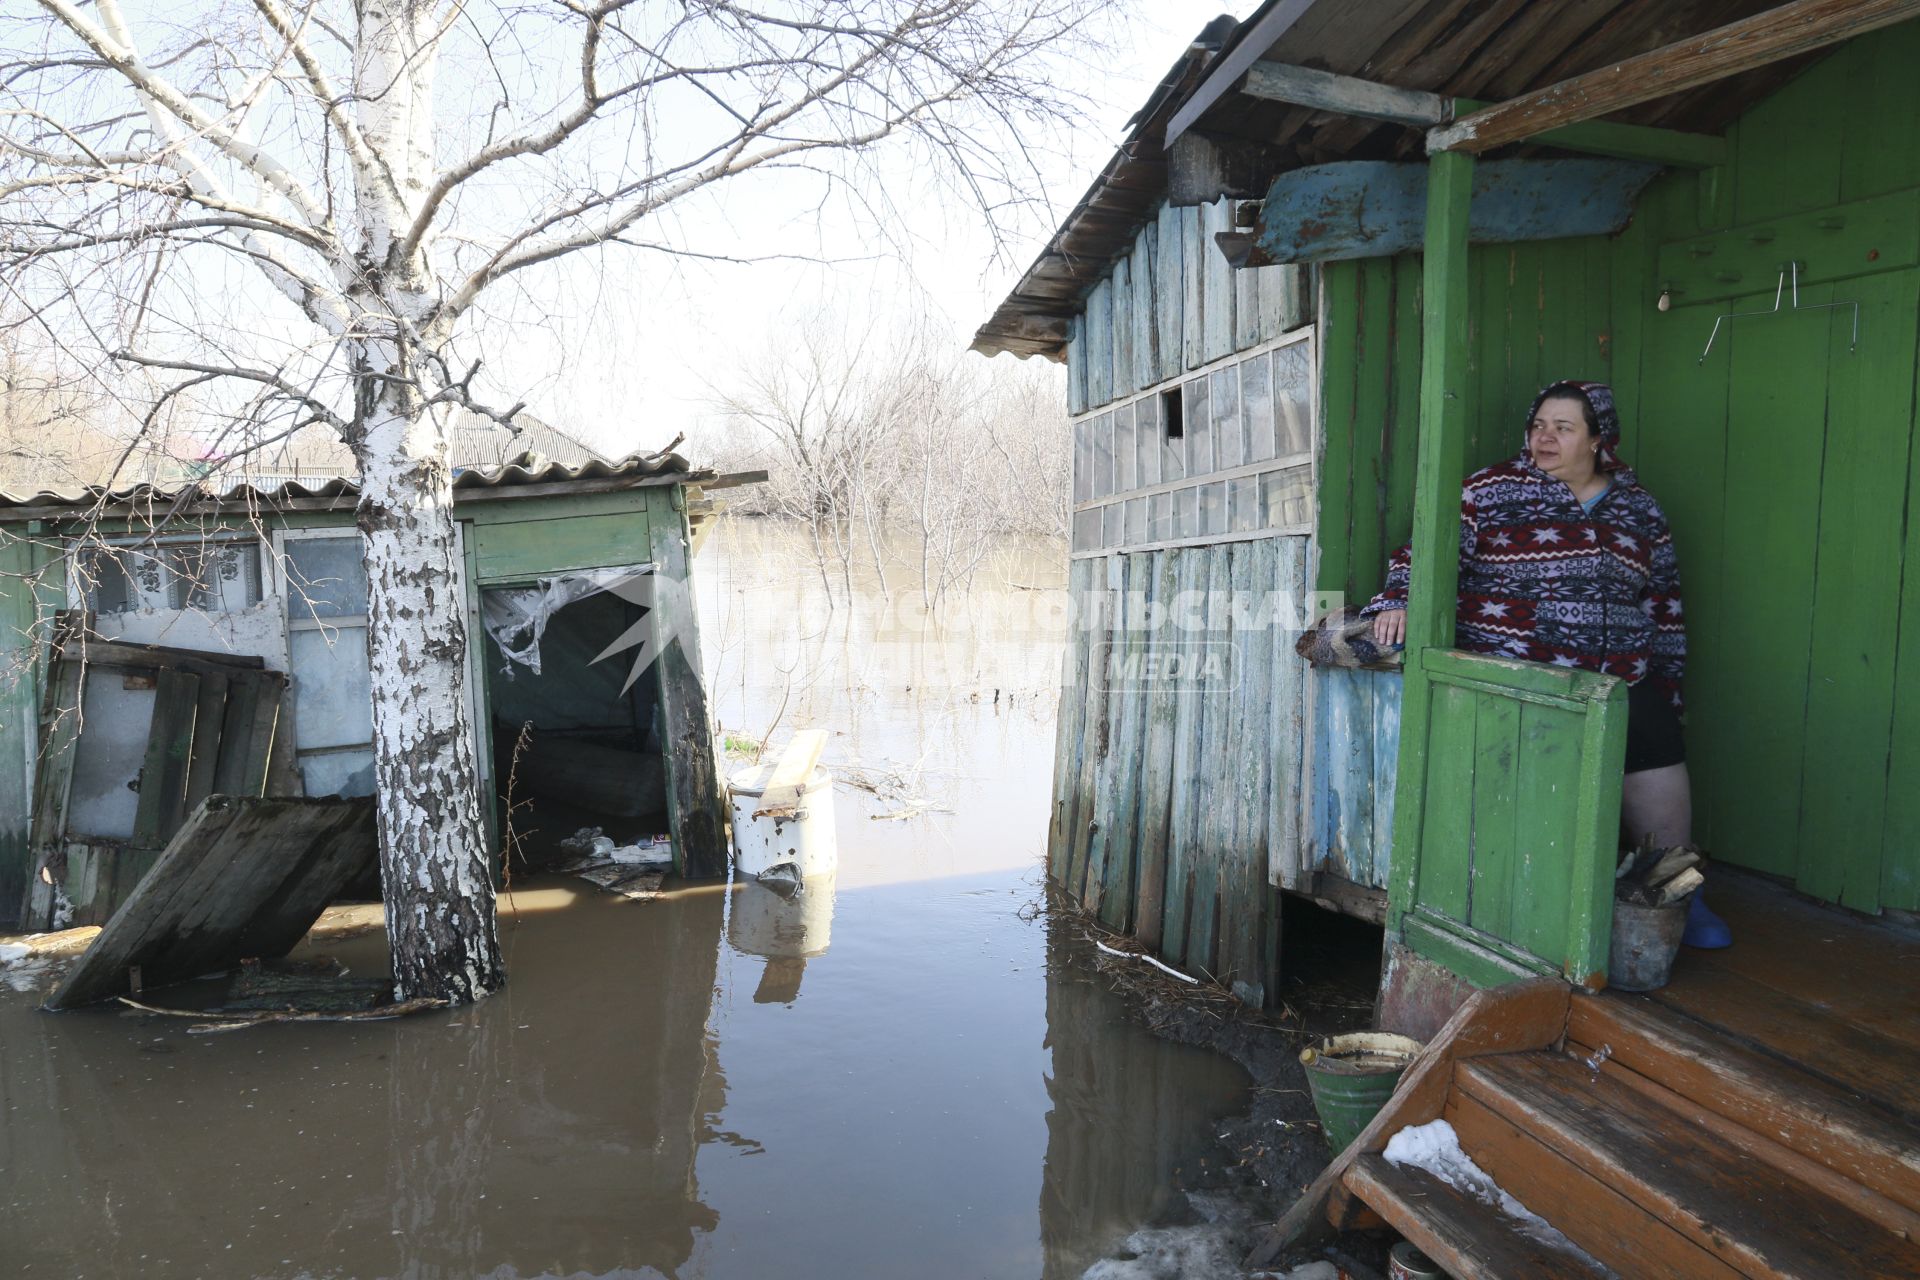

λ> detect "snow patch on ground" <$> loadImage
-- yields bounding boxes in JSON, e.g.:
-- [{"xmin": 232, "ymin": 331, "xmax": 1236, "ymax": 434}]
[
  {"xmin": 0, "ymin": 943, "xmax": 60, "ymax": 993},
  {"xmin": 1079, "ymin": 1191, "xmax": 1250, "ymax": 1280},
  {"xmin": 1383, "ymin": 1119, "xmax": 1612, "ymax": 1274}
]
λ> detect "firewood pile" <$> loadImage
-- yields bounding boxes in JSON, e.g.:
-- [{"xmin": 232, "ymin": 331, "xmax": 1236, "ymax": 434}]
[{"xmin": 1615, "ymin": 844, "xmax": 1705, "ymax": 908}]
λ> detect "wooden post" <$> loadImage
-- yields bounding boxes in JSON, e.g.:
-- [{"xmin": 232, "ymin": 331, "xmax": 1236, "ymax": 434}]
[
  {"xmin": 1386, "ymin": 148, "xmax": 1475, "ymax": 936},
  {"xmin": 649, "ymin": 485, "xmax": 730, "ymax": 879}
]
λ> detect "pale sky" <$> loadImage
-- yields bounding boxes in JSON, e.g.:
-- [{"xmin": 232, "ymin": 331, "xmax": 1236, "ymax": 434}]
[{"xmin": 494, "ymin": 2, "xmax": 1252, "ymax": 460}]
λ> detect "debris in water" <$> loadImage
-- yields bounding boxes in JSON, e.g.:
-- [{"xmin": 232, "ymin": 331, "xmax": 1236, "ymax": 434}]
[
  {"xmin": 118, "ymin": 995, "xmax": 449, "ymax": 1034},
  {"xmin": 1095, "ymin": 939, "xmax": 1199, "ymax": 985},
  {"xmin": 558, "ymin": 827, "xmax": 674, "ymax": 867},
  {"xmin": 1382, "ymin": 1119, "xmax": 1612, "ymax": 1272}
]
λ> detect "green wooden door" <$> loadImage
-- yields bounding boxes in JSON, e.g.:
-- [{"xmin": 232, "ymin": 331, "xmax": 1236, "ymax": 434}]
[
  {"xmin": 1391, "ymin": 650, "xmax": 1627, "ymax": 988},
  {"xmin": 1636, "ymin": 260, "xmax": 1920, "ymax": 914}
]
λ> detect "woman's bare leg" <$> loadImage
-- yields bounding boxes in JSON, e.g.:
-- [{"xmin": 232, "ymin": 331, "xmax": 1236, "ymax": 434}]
[{"xmin": 1622, "ymin": 763, "xmax": 1692, "ymax": 849}]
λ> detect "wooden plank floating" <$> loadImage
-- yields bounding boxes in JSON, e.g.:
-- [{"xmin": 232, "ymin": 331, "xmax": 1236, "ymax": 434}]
[
  {"xmin": 47, "ymin": 795, "xmax": 377, "ymax": 1010},
  {"xmin": 1252, "ymin": 159, "xmax": 1660, "ymax": 266}
]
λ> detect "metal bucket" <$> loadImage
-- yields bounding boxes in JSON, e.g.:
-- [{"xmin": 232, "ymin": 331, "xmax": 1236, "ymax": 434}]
[
  {"xmin": 1388, "ymin": 1241, "xmax": 1447, "ymax": 1280},
  {"xmin": 1609, "ymin": 898, "xmax": 1688, "ymax": 992},
  {"xmin": 1299, "ymin": 1032, "xmax": 1422, "ymax": 1153}
]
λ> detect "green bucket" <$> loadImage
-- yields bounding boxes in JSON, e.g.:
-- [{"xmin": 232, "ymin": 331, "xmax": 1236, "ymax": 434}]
[{"xmin": 1299, "ymin": 1032, "xmax": 1423, "ymax": 1152}]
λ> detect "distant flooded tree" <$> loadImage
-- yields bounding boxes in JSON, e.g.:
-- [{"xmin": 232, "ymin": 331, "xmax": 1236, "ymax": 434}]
[
  {"xmin": 4, "ymin": 0, "xmax": 1108, "ymax": 1003},
  {"xmin": 710, "ymin": 316, "xmax": 1067, "ymax": 604}
]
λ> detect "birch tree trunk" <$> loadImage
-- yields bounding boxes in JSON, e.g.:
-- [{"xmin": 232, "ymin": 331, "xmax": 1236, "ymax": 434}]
[{"xmin": 348, "ymin": 0, "xmax": 503, "ymax": 1002}]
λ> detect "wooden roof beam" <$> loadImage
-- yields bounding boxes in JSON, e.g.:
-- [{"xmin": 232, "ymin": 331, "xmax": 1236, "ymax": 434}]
[
  {"xmin": 1429, "ymin": 0, "xmax": 1920, "ymax": 155},
  {"xmin": 1242, "ymin": 62, "xmax": 1727, "ymax": 169},
  {"xmin": 1242, "ymin": 60, "xmax": 1449, "ymax": 125}
]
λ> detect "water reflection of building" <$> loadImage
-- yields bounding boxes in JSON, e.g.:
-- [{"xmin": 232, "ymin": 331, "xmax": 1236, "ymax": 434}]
[
  {"xmin": 0, "ymin": 887, "xmax": 736, "ymax": 1279},
  {"xmin": 1036, "ymin": 908, "xmax": 1246, "ymax": 1280}
]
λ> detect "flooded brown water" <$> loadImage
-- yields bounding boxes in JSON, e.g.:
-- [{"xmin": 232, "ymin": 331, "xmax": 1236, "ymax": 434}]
[{"xmin": 0, "ymin": 524, "xmax": 1251, "ymax": 1279}]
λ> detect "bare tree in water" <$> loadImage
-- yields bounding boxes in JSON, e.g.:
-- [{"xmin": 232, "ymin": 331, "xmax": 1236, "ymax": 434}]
[
  {"xmin": 710, "ymin": 316, "xmax": 1068, "ymax": 605},
  {"xmin": 4, "ymin": 0, "xmax": 1105, "ymax": 1003}
]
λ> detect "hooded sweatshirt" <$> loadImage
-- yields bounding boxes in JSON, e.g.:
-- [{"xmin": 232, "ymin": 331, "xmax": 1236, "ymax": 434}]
[{"xmin": 1360, "ymin": 380, "xmax": 1686, "ymax": 709}]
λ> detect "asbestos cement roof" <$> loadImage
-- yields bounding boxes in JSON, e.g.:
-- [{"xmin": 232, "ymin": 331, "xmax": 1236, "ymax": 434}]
[{"xmin": 0, "ymin": 448, "xmax": 709, "ymax": 520}]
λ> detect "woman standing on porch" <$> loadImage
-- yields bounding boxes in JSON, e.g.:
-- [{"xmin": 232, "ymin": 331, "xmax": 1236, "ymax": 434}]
[{"xmin": 1359, "ymin": 380, "xmax": 1730, "ymax": 948}]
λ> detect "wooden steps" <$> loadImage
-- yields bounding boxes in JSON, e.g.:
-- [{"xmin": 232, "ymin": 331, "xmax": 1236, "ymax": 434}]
[
  {"xmin": 1255, "ymin": 981, "xmax": 1920, "ymax": 1277},
  {"xmin": 1345, "ymin": 1153, "xmax": 1608, "ymax": 1279},
  {"xmin": 1458, "ymin": 1052, "xmax": 1920, "ymax": 1278}
]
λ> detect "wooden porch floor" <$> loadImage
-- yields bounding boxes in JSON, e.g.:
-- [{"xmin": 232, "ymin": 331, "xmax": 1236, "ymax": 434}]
[{"xmin": 1622, "ymin": 866, "xmax": 1920, "ymax": 1128}]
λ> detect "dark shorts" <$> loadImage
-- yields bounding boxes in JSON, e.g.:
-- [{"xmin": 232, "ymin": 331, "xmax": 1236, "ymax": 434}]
[{"xmin": 1626, "ymin": 680, "xmax": 1686, "ymax": 774}]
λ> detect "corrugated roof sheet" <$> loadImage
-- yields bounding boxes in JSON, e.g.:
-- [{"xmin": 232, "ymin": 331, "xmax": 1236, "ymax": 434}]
[{"xmin": 0, "ymin": 448, "xmax": 701, "ymax": 517}]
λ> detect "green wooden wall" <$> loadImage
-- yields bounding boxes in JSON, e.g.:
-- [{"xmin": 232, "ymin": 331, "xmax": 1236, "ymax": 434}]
[{"xmin": 1316, "ymin": 20, "xmax": 1920, "ymax": 917}]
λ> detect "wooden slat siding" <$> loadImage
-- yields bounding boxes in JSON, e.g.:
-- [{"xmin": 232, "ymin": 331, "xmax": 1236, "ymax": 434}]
[
  {"xmin": 1080, "ymin": 554, "xmax": 1123, "ymax": 919},
  {"xmin": 1311, "ymin": 261, "xmax": 1364, "ymax": 600},
  {"xmin": 1441, "ymin": 1089, "xmax": 1744, "ymax": 1280},
  {"xmin": 1187, "ymin": 546, "xmax": 1236, "ymax": 977},
  {"xmin": 1047, "ymin": 558, "xmax": 1094, "ymax": 886},
  {"xmin": 1368, "ymin": 672, "xmax": 1401, "ymax": 887},
  {"xmin": 1098, "ymin": 554, "xmax": 1149, "ymax": 930},
  {"xmin": 1133, "ymin": 549, "xmax": 1179, "ymax": 947},
  {"xmin": 1161, "ymin": 547, "xmax": 1204, "ymax": 964},
  {"xmin": 1236, "ymin": 255, "xmax": 1264, "ymax": 352},
  {"xmin": 1465, "ymin": 691, "xmax": 1519, "ymax": 939},
  {"xmin": 1110, "ymin": 255, "xmax": 1135, "ymax": 403},
  {"xmin": 647, "ymin": 492, "xmax": 728, "ymax": 878},
  {"xmin": 1317, "ymin": 667, "xmax": 1364, "ymax": 882},
  {"xmin": 131, "ymin": 669, "xmax": 201, "ymax": 851},
  {"xmin": 1268, "ymin": 539, "xmax": 1308, "ymax": 893},
  {"xmin": 1798, "ymin": 272, "xmax": 1917, "ymax": 911},
  {"xmin": 1067, "ymin": 559, "xmax": 1114, "ymax": 903},
  {"xmin": 1155, "ymin": 204, "xmax": 1185, "ymax": 386},
  {"xmin": 1131, "ymin": 225, "xmax": 1158, "ymax": 392},
  {"xmin": 1085, "ymin": 278, "xmax": 1114, "ymax": 410},
  {"xmin": 1182, "ymin": 204, "xmax": 1207, "ymax": 372},
  {"xmin": 182, "ymin": 671, "xmax": 230, "ymax": 813},
  {"xmin": 1067, "ymin": 314, "xmax": 1087, "ymax": 416},
  {"xmin": 1229, "ymin": 538, "xmax": 1277, "ymax": 1002},
  {"xmin": 1887, "ymin": 286, "xmax": 1920, "ymax": 910},
  {"xmin": 1201, "ymin": 200, "xmax": 1236, "ymax": 365}
]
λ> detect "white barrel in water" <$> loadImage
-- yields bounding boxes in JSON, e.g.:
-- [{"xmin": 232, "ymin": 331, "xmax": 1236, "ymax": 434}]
[{"xmin": 727, "ymin": 763, "xmax": 838, "ymax": 878}]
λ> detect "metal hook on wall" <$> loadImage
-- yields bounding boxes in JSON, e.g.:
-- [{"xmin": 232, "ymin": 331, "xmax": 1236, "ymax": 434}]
[{"xmin": 1698, "ymin": 261, "xmax": 1861, "ymax": 364}]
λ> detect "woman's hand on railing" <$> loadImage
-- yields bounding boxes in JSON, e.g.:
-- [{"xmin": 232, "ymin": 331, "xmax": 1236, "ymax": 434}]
[{"xmin": 1371, "ymin": 609, "xmax": 1406, "ymax": 648}]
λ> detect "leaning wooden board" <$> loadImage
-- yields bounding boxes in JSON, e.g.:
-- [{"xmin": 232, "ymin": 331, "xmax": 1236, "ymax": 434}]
[{"xmin": 47, "ymin": 795, "xmax": 376, "ymax": 1010}]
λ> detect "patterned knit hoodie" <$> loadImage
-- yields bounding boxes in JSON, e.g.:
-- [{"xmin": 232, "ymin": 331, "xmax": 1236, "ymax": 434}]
[{"xmin": 1360, "ymin": 380, "xmax": 1687, "ymax": 708}]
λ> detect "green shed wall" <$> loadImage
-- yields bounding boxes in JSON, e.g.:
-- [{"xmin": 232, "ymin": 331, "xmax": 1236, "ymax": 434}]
[{"xmin": 1316, "ymin": 20, "xmax": 1920, "ymax": 915}]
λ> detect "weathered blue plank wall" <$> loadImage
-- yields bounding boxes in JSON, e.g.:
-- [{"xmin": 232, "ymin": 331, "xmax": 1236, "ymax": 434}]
[{"xmin": 1068, "ymin": 199, "xmax": 1308, "ymax": 414}]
